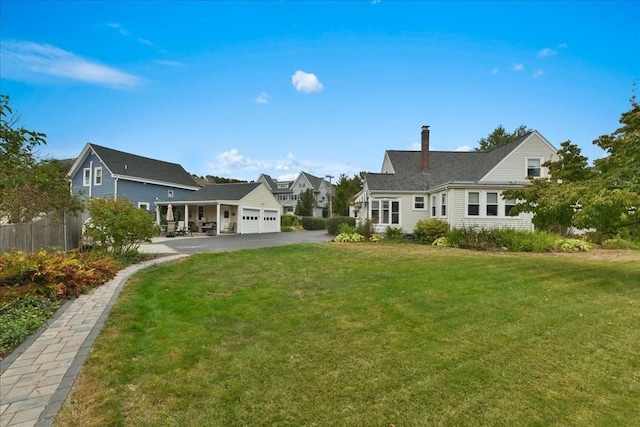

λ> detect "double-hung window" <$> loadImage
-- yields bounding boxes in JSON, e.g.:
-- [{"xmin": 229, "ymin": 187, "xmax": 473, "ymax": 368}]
[
  {"xmin": 371, "ymin": 200, "xmax": 399, "ymax": 225},
  {"xmin": 94, "ymin": 167, "xmax": 102, "ymax": 185},
  {"xmin": 441, "ymin": 194, "xmax": 447, "ymax": 216},
  {"xmin": 467, "ymin": 192, "xmax": 480, "ymax": 216},
  {"xmin": 83, "ymin": 168, "xmax": 91, "ymax": 186},
  {"xmin": 414, "ymin": 196, "xmax": 425, "ymax": 210},
  {"xmin": 431, "ymin": 196, "xmax": 437, "ymax": 217},
  {"xmin": 504, "ymin": 199, "xmax": 516, "ymax": 216},
  {"xmin": 527, "ymin": 158, "xmax": 542, "ymax": 178},
  {"xmin": 486, "ymin": 192, "xmax": 498, "ymax": 216}
]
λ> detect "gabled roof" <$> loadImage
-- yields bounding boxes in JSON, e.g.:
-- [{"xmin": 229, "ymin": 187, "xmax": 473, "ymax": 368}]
[
  {"xmin": 366, "ymin": 131, "xmax": 535, "ymax": 191},
  {"xmin": 257, "ymin": 173, "xmax": 276, "ymax": 191},
  {"xmin": 175, "ymin": 182, "xmax": 262, "ymax": 202},
  {"xmin": 69, "ymin": 143, "xmax": 199, "ymax": 190},
  {"xmin": 299, "ymin": 171, "xmax": 326, "ymax": 190}
]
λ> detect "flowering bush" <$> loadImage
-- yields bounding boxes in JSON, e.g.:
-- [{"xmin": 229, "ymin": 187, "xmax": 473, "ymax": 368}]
[{"xmin": 335, "ymin": 233, "xmax": 365, "ymax": 243}]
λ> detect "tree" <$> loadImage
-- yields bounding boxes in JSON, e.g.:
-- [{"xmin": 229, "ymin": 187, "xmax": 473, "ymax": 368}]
[
  {"xmin": 294, "ymin": 188, "xmax": 315, "ymax": 216},
  {"xmin": 504, "ymin": 99, "xmax": 640, "ymax": 239},
  {"xmin": 0, "ymin": 95, "xmax": 82, "ymax": 223},
  {"xmin": 332, "ymin": 173, "xmax": 364, "ymax": 216},
  {"xmin": 83, "ymin": 197, "xmax": 157, "ymax": 255},
  {"xmin": 474, "ymin": 124, "xmax": 532, "ymax": 152}
]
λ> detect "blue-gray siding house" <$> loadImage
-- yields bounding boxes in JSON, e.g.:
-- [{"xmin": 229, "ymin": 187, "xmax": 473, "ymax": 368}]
[{"xmin": 68, "ymin": 143, "xmax": 200, "ymax": 212}]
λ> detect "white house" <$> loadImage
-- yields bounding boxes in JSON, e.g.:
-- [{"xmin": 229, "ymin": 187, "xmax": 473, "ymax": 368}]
[{"xmin": 353, "ymin": 126, "xmax": 558, "ymax": 233}]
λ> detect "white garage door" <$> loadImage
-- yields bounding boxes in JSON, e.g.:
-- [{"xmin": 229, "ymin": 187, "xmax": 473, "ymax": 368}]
[
  {"xmin": 263, "ymin": 210, "xmax": 279, "ymax": 233},
  {"xmin": 242, "ymin": 208, "xmax": 260, "ymax": 234}
]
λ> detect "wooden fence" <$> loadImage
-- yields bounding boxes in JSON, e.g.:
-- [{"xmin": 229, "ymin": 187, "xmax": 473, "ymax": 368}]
[{"xmin": 0, "ymin": 210, "xmax": 89, "ymax": 253}]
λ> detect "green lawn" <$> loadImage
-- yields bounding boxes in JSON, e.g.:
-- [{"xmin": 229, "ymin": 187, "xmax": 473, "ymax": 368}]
[{"xmin": 56, "ymin": 244, "xmax": 640, "ymax": 426}]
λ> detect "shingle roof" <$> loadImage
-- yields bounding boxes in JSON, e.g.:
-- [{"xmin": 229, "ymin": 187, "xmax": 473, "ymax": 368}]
[
  {"xmin": 300, "ymin": 172, "xmax": 325, "ymax": 190},
  {"xmin": 176, "ymin": 183, "xmax": 262, "ymax": 202},
  {"xmin": 258, "ymin": 174, "xmax": 276, "ymax": 190},
  {"xmin": 89, "ymin": 143, "xmax": 198, "ymax": 188},
  {"xmin": 366, "ymin": 132, "xmax": 532, "ymax": 191}
]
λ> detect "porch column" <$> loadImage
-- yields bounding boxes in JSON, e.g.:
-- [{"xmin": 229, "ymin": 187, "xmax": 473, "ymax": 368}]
[
  {"xmin": 216, "ymin": 204, "xmax": 221, "ymax": 236},
  {"xmin": 155, "ymin": 204, "xmax": 161, "ymax": 225},
  {"xmin": 184, "ymin": 205, "xmax": 189, "ymax": 228}
]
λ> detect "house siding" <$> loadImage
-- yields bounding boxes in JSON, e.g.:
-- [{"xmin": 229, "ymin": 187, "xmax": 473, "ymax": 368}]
[
  {"xmin": 482, "ymin": 133, "xmax": 556, "ymax": 182},
  {"xmin": 449, "ymin": 188, "xmax": 534, "ymax": 230},
  {"xmin": 71, "ymin": 153, "xmax": 115, "ymax": 199},
  {"xmin": 117, "ymin": 180, "xmax": 194, "ymax": 212}
]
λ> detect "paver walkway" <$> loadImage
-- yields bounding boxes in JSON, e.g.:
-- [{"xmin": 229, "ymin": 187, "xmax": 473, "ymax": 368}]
[{"xmin": 0, "ymin": 254, "xmax": 187, "ymax": 427}]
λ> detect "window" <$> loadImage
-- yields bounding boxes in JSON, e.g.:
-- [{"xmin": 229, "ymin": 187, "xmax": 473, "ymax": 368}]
[
  {"xmin": 504, "ymin": 199, "xmax": 516, "ymax": 216},
  {"xmin": 198, "ymin": 206, "xmax": 204, "ymax": 220},
  {"xmin": 414, "ymin": 196, "xmax": 425, "ymax": 210},
  {"xmin": 467, "ymin": 192, "xmax": 480, "ymax": 216},
  {"xmin": 441, "ymin": 194, "xmax": 447, "ymax": 216},
  {"xmin": 138, "ymin": 202, "xmax": 150, "ymax": 211},
  {"xmin": 168, "ymin": 190, "xmax": 174, "ymax": 198},
  {"xmin": 432, "ymin": 196, "xmax": 437, "ymax": 217},
  {"xmin": 486, "ymin": 192, "xmax": 498, "ymax": 216},
  {"xmin": 94, "ymin": 167, "xmax": 102, "ymax": 185},
  {"xmin": 371, "ymin": 200, "xmax": 400, "ymax": 225},
  {"xmin": 83, "ymin": 168, "xmax": 91, "ymax": 186},
  {"xmin": 527, "ymin": 158, "xmax": 542, "ymax": 178}
]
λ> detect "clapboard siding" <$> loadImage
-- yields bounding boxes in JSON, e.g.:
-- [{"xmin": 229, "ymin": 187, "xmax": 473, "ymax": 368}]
[{"xmin": 482, "ymin": 133, "xmax": 557, "ymax": 182}]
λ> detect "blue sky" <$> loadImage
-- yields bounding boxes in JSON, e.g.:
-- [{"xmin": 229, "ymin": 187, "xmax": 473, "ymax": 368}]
[{"xmin": 1, "ymin": 1, "xmax": 638, "ymax": 182}]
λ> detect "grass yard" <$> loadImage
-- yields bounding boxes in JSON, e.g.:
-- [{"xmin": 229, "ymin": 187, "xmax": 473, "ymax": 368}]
[{"xmin": 56, "ymin": 244, "xmax": 640, "ymax": 426}]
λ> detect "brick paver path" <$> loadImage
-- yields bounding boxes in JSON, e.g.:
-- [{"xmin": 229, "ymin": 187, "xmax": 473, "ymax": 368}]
[{"xmin": 0, "ymin": 255, "xmax": 187, "ymax": 427}]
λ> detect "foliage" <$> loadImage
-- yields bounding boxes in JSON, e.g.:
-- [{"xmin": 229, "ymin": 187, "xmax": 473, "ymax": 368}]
[
  {"xmin": 337, "ymin": 222, "xmax": 358, "ymax": 235},
  {"xmin": 0, "ymin": 249, "xmax": 122, "ymax": 299},
  {"xmin": 357, "ymin": 218, "xmax": 375, "ymax": 241},
  {"xmin": 505, "ymin": 100, "xmax": 640, "ymax": 239},
  {"xmin": 327, "ymin": 216, "xmax": 356, "ymax": 235},
  {"xmin": 300, "ymin": 216, "xmax": 326, "ymax": 230},
  {"xmin": 474, "ymin": 124, "xmax": 532, "ymax": 152},
  {"xmin": 84, "ymin": 198, "xmax": 158, "ymax": 255},
  {"xmin": 413, "ymin": 219, "xmax": 449, "ymax": 244},
  {"xmin": 334, "ymin": 232, "xmax": 365, "ymax": 243},
  {"xmin": 385, "ymin": 226, "xmax": 404, "ymax": 240},
  {"xmin": 281, "ymin": 215, "xmax": 300, "ymax": 227},
  {"xmin": 0, "ymin": 95, "xmax": 83, "ymax": 223},
  {"xmin": 369, "ymin": 233, "xmax": 384, "ymax": 243},
  {"xmin": 294, "ymin": 188, "xmax": 316, "ymax": 216},
  {"xmin": 432, "ymin": 236, "xmax": 448, "ymax": 246},
  {"xmin": 333, "ymin": 173, "xmax": 364, "ymax": 216},
  {"xmin": 202, "ymin": 175, "xmax": 247, "ymax": 184},
  {"xmin": 0, "ymin": 296, "xmax": 60, "ymax": 356},
  {"xmin": 445, "ymin": 227, "xmax": 592, "ymax": 252}
]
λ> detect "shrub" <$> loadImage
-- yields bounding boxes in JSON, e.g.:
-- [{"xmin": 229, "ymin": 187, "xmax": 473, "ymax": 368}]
[
  {"xmin": 281, "ymin": 215, "xmax": 300, "ymax": 227},
  {"xmin": 335, "ymin": 233, "xmax": 365, "ymax": 243},
  {"xmin": 554, "ymin": 238, "xmax": 593, "ymax": 252},
  {"xmin": 281, "ymin": 225, "xmax": 294, "ymax": 232},
  {"xmin": 327, "ymin": 216, "xmax": 356, "ymax": 235},
  {"xmin": 338, "ymin": 222, "xmax": 358, "ymax": 235},
  {"xmin": 357, "ymin": 219, "xmax": 375, "ymax": 241},
  {"xmin": 370, "ymin": 233, "xmax": 384, "ymax": 243},
  {"xmin": 301, "ymin": 216, "xmax": 327, "ymax": 230},
  {"xmin": 432, "ymin": 236, "xmax": 449, "ymax": 246},
  {"xmin": 0, "ymin": 296, "xmax": 60, "ymax": 357},
  {"xmin": 413, "ymin": 219, "xmax": 449, "ymax": 244},
  {"xmin": 385, "ymin": 226, "xmax": 404, "ymax": 240}
]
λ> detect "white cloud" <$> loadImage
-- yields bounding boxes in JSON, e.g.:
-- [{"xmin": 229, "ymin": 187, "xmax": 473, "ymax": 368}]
[
  {"xmin": 255, "ymin": 92, "xmax": 270, "ymax": 104},
  {"xmin": 107, "ymin": 22, "xmax": 130, "ymax": 36},
  {"xmin": 512, "ymin": 63, "xmax": 524, "ymax": 71},
  {"xmin": 291, "ymin": 70, "xmax": 324, "ymax": 93},
  {"xmin": 533, "ymin": 69, "xmax": 544, "ymax": 79},
  {"xmin": 537, "ymin": 48, "xmax": 557, "ymax": 58},
  {"xmin": 154, "ymin": 60, "xmax": 186, "ymax": 67},
  {"xmin": 207, "ymin": 149, "xmax": 354, "ymax": 182},
  {"xmin": 454, "ymin": 145, "xmax": 471, "ymax": 152},
  {"xmin": 0, "ymin": 40, "xmax": 141, "ymax": 88}
]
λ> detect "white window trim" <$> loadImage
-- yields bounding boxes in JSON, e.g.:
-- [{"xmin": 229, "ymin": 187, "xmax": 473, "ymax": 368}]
[
  {"xmin": 83, "ymin": 168, "xmax": 91, "ymax": 186},
  {"xmin": 465, "ymin": 190, "xmax": 522, "ymax": 218},
  {"xmin": 138, "ymin": 202, "xmax": 150, "ymax": 210},
  {"xmin": 413, "ymin": 195, "xmax": 426, "ymax": 210},
  {"xmin": 441, "ymin": 193, "xmax": 447, "ymax": 217},
  {"xmin": 168, "ymin": 190, "xmax": 174, "ymax": 198},
  {"xmin": 466, "ymin": 191, "xmax": 481, "ymax": 217},
  {"xmin": 370, "ymin": 198, "xmax": 401, "ymax": 226},
  {"xmin": 525, "ymin": 156, "xmax": 545, "ymax": 179},
  {"xmin": 94, "ymin": 167, "xmax": 102, "ymax": 186}
]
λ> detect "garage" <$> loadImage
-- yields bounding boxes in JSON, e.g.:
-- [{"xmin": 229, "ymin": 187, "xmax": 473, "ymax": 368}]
[
  {"xmin": 242, "ymin": 208, "xmax": 260, "ymax": 234},
  {"xmin": 263, "ymin": 209, "xmax": 279, "ymax": 233}
]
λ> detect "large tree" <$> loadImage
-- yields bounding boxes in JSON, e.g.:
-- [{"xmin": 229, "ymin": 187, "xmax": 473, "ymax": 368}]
[
  {"xmin": 474, "ymin": 124, "xmax": 532, "ymax": 152},
  {"xmin": 332, "ymin": 173, "xmax": 364, "ymax": 216},
  {"xmin": 294, "ymin": 188, "xmax": 316, "ymax": 216},
  {"xmin": 505, "ymin": 99, "xmax": 640, "ymax": 239},
  {"xmin": 0, "ymin": 95, "xmax": 82, "ymax": 223}
]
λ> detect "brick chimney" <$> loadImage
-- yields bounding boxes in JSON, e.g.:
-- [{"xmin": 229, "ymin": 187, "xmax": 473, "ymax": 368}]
[{"xmin": 421, "ymin": 125, "xmax": 430, "ymax": 172}]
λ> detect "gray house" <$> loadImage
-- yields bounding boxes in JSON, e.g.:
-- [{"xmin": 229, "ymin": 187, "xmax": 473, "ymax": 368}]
[
  {"xmin": 257, "ymin": 171, "xmax": 333, "ymax": 216},
  {"xmin": 68, "ymin": 143, "xmax": 200, "ymax": 212},
  {"xmin": 353, "ymin": 126, "xmax": 558, "ymax": 233}
]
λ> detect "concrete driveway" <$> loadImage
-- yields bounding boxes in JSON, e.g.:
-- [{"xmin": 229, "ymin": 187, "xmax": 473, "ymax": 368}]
[{"xmin": 138, "ymin": 230, "xmax": 333, "ymax": 254}]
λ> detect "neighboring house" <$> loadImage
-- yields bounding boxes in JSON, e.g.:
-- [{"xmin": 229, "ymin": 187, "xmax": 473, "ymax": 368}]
[
  {"xmin": 68, "ymin": 143, "xmax": 200, "ymax": 212},
  {"xmin": 353, "ymin": 126, "xmax": 558, "ymax": 233},
  {"xmin": 258, "ymin": 171, "xmax": 333, "ymax": 216},
  {"xmin": 156, "ymin": 182, "xmax": 281, "ymax": 235}
]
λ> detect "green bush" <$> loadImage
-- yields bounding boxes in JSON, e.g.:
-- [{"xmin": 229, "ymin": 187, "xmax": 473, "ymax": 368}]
[
  {"xmin": 0, "ymin": 296, "xmax": 60, "ymax": 357},
  {"xmin": 413, "ymin": 219, "xmax": 449, "ymax": 244},
  {"xmin": 357, "ymin": 219, "xmax": 375, "ymax": 241},
  {"xmin": 281, "ymin": 225, "xmax": 294, "ymax": 232},
  {"xmin": 301, "ymin": 216, "xmax": 327, "ymax": 230},
  {"xmin": 338, "ymin": 222, "xmax": 358, "ymax": 235},
  {"xmin": 281, "ymin": 215, "xmax": 300, "ymax": 227},
  {"xmin": 334, "ymin": 233, "xmax": 365, "ymax": 243},
  {"xmin": 385, "ymin": 226, "xmax": 404, "ymax": 240},
  {"xmin": 327, "ymin": 216, "xmax": 356, "ymax": 235}
]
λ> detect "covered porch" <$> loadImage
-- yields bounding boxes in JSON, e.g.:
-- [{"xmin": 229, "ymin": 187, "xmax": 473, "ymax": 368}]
[{"xmin": 155, "ymin": 201, "xmax": 238, "ymax": 236}]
